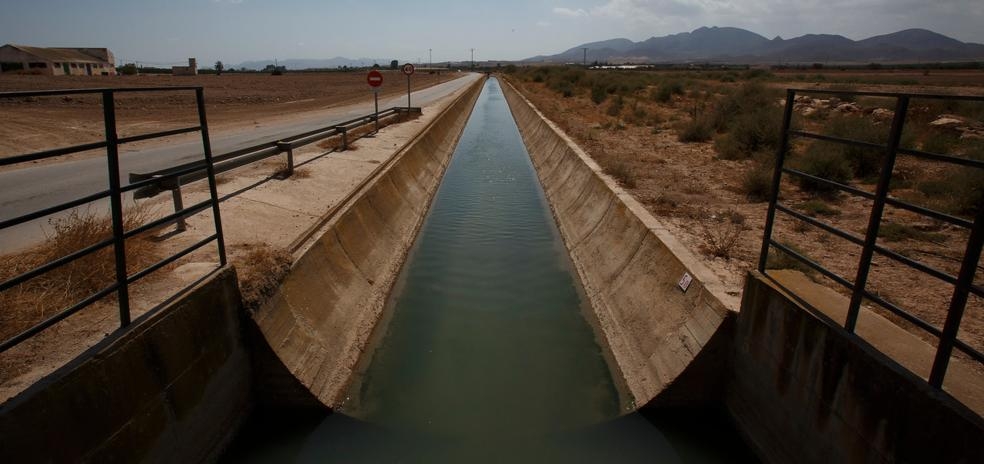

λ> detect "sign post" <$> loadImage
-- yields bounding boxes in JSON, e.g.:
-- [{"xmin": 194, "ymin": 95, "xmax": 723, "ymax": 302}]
[
  {"xmin": 402, "ymin": 63, "xmax": 415, "ymax": 111},
  {"xmin": 366, "ymin": 69, "xmax": 384, "ymax": 133}
]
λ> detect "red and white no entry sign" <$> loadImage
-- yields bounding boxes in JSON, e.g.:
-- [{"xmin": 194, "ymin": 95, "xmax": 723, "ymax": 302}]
[
  {"xmin": 367, "ymin": 70, "xmax": 383, "ymax": 87},
  {"xmin": 402, "ymin": 63, "xmax": 415, "ymax": 76}
]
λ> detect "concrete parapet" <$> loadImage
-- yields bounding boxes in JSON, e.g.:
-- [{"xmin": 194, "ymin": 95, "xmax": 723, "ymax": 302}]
[
  {"xmin": 499, "ymin": 79, "xmax": 738, "ymax": 407},
  {"xmin": 0, "ymin": 266, "xmax": 250, "ymax": 463},
  {"xmin": 251, "ymin": 77, "xmax": 485, "ymax": 408},
  {"xmin": 730, "ymin": 271, "xmax": 984, "ymax": 463}
]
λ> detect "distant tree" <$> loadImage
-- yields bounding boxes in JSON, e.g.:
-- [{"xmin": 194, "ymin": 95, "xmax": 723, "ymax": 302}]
[
  {"xmin": 215, "ymin": 61, "xmax": 224, "ymax": 75},
  {"xmin": 390, "ymin": 60, "xmax": 398, "ymax": 70},
  {"xmin": 118, "ymin": 63, "xmax": 138, "ymax": 76},
  {"xmin": 372, "ymin": 63, "xmax": 381, "ymax": 69}
]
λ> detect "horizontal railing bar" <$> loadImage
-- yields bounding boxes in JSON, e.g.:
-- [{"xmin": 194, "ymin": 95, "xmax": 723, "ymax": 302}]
[
  {"xmin": 861, "ymin": 290, "xmax": 943, "ymax": 338},
  {"xmin": 883, "ymin": 197, "xmax": 974, "ymax": 229},
  {"xmin": 0, "ymin": 189, "xmax": 111, "ymax": 230},
  {"xmin": 0, "ymin": 141, "xmax": 109, "ymax": 167},
  {"xmin": 0, "ymin": 237, "xmax": 115, "ymax": 292},
  {"xmin": 0, "ymin": 284, "xmax": 118, "ymax": 353},
  {"xmin": 954, "ymin": 339, "xmax": 984, "ymax": 365},
  {"xmin": 775, "ymin": 203, "xmax": 866, "ymax": 246},
  {"xmin": 123, "ymin": 163, "xmax": 209, "ymax": 193},
  {"xmin": 872, "ymin": 244, "xmax": 959, "ymax": 286},
  {"xmin": 117, "ymin": 126, "xmax": 201, "ymax": 145},
  {"xmin": 212, "ymin": 143, "xmax": 278, "ymax": 163},
  {"xmin": 124, "ymin": 200, "xmax": 213, "ymax": 238},
  {"xmin": 0, "ymin": 87, "xmax": 202, "ymax": 98},
  {"xmin": 788, "ymin": 88, "xmax": 984, "ymax": 101},
  {"xmin": 898, "ymin": 147, "xmax": 984, "ymax": 169},
  {"xmin": 782, "ymin": 168, "xmax": 878, "ymax": 200},
  {"xmin": 789, "ymin": 130, "xmax": 887, "ymax": 152},
  {"xmin": 127, "ymin": 235, "xmax": 217, "ymax": 283},
  {"xmin": 768, "ymin": 240, "xmax": 856, "ymax": 290}
]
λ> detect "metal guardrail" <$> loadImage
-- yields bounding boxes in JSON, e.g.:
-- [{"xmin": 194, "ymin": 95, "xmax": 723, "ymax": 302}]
[
  {"xmin": 128, "ymin": 106, "xmax": 421, "ymax": 230},
  {"xmin": 760, "ymin": 88, "xmax": 984, "ymax": 389},
  {"xmin": 0, "ymin": 86, "xmax": 226, "ymax": 353}
]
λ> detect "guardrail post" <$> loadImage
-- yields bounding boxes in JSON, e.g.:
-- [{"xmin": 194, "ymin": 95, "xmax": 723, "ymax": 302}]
[
  {"xmin": 845, "ymin": 95, "xmax": 910, "ymax": 332},
  {"xmin": 930, "ymin": 208, "xmax": 984, "ymax": 387},
  {"xmin": 335, "ymin": 126, "xmax": 348, "ymax": 151},
  {"xmin": 171, "ymin": 182, "xmax": 187, "ymax": 232},
  {"xmin": 276, "ymin": 141, "xmax": 294, "ymax": 178},
  {"xmin": 102, "ymin": 90, "xmax": 131, "ymax": 327},
  {"xmin": 759, "ymin": 89, "xmax": 796, "ymax": 272}
]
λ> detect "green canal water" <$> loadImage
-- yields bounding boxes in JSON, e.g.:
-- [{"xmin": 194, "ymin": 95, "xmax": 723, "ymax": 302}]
[{"xmin": 223, "ymin": 77, "xmax": 757, "ymax": 463}]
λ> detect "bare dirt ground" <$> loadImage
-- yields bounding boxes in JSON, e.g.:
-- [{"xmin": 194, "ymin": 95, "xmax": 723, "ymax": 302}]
[
  {"xmin": 0, "ymin": 70, "xmax": 463, "ymax": 158},
  {"xmin": 503, "ymin": 68, "xmax": 984, "ymax": 379}
]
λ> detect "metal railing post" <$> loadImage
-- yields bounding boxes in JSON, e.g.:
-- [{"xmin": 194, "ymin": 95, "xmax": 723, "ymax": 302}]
[
  {"xmin": 102, "ymin": 90, "xmax": 131, "ymax": 327},
  {"xmin": 845, "ymin": 95, "xmax": 910, "ymax": 332},
  {"xmin": 929, "ymin": 208, "xmax": 984, "ymax": 387},
  {"xmin": 196, "ymin": 88, "xmax": 227, "ymax": 266},
  {"xmin": 759, "ymin": 89, "xmax": 796, "ymax": 272}
]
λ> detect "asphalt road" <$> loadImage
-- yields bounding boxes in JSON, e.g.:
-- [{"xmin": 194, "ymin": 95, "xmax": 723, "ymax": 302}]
[{"xmin": 0, "ymin": 73, "xmax": 481, "ymax": 251}]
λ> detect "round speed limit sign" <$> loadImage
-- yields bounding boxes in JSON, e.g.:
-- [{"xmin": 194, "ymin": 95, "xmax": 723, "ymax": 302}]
[{"xmin": 402, "ymin": 63, "xmax": 415, "ymax": 76}]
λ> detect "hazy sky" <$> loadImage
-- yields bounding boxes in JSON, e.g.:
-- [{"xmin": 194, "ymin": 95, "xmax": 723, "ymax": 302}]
[{"xmin": 2, "ymin": 0, "xmax": 982, "ymax": 66}]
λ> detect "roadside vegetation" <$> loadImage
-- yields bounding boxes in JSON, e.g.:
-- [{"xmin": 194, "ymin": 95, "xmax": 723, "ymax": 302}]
[{"xmin": 502, "ymin": 65, "xmax": 984, "ymax": 353}]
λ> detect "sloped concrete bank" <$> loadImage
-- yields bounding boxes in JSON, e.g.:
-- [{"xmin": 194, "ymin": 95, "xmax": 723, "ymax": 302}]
[
  {"xmin": 250, "ymin": 76, "xmax": 485, "ymax": 408},
  {"xmin": 500, "ymin": 79, "xmax": 738, "ymax": 407}
]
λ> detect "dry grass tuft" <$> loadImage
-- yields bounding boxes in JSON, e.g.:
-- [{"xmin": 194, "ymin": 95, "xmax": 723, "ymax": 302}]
[
  {"xmin": 0, "ymin": 207, "xmax": 159, "ymax": 341},
  {"xmin": 700, "ymin": 209, "xmax": 747, "ymax": 259},
  {"xmin": 233, "ymin": 243, "xmax": 292, "ymax": 312}
]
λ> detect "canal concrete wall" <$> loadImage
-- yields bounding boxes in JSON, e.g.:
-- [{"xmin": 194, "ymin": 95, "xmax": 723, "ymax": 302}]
[
  {"xmin": 730, "ymin": 271, "xmax": 984, "ymax": 463},
  {"xmin": 500, "ymin": 79, "xmax": 738, "ymax": 407},
  {"xmin": 0, "ymin": 266, "xmax": 250, "ymax": 463},
  {"xmin": 250, "ymin": 76, "xmax": 485, "ymax": 408}
]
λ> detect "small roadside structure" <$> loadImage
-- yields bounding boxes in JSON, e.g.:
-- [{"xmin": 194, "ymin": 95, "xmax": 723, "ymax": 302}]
[
  {"xmin": 0, "ymin": 44, "xmax": 116, "ymax": 76},
  {"xmin": 172, "ymin": 58, "xmax": 198, "ymax": 76}
]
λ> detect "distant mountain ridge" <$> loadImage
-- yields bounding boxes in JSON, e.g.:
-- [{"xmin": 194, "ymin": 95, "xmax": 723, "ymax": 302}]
[
  {"xmin": 528, "ymin": 27, "xmax": 984, "ymax": 63},
  {"xmin": 235, "ymin": 57, "xmax": 394, "ymax": 70}
]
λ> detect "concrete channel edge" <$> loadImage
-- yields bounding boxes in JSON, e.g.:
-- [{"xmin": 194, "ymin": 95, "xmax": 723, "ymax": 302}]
[
  {"xmin": 249, "ymin": 76, "xmax": 486, "ymax": 408},
  {"xmin": 499, "ymin": 77, "xmax": 738, "ymax": 407}
]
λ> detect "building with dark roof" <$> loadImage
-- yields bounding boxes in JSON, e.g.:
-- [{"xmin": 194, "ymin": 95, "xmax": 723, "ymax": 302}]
[{"xmin": 0, "ymin": 44, "xmax": 116, "ymax": 76}]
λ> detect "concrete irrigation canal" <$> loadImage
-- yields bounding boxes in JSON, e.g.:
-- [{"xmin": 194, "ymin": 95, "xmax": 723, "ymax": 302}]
[
  {"xmin": 222, "ymin": 77, "xmax": 754, "ymax": 462},
  {"xmin": 2, "ymin": 75, "xmax": 982, "ymax": 463}
]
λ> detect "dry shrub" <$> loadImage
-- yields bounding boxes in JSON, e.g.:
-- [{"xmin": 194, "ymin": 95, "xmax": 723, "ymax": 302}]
[
  {"xmin": 605, "ymin": 157, "xmax": 638, "ymax": 188},
  {"xmin": 0, "ymin": 207, "xmax": 158, "ymax": 341},
  {"xmin": 234, "ymin": 243, "xmax": 292, "ymax": 312},
  {"xmin": 677, "ymin": 116, "xmax": 714, "ymax": 143},
  {"xmin": 700, "ymin": 209, "xmax": 747, "ymax": 259}
]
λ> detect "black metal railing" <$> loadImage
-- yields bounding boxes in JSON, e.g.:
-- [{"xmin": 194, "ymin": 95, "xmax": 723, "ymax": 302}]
[
  {"xmin": 0, "ymin": 86, "xmax": 226, "ymax": 353},
  {"xmin": 759, "ymin": 88, "xmax": 984, "ymax": 389}
]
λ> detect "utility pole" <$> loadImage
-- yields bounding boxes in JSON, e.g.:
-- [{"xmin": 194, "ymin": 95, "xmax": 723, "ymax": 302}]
[
  {"xmin": 470, "ymin": 48, "xmax": 475, "ymax": 69},
  {"xmin": 583, "ymin": 48, "xmax": 588, "ymax": 66},
  {"xmin": 429, "ymin": 48, "xmax": 432, "ymax": 68}
]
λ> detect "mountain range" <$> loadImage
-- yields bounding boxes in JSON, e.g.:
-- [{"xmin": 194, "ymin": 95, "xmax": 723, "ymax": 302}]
[{"xmin": 527, "ymin": 27, "xmax": 984, "ymax": 64}]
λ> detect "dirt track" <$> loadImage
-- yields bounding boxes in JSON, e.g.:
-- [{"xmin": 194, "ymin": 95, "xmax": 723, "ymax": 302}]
[{"xmin": 0, "ymin": 71, "xmax": 463, "ymax": 157}]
